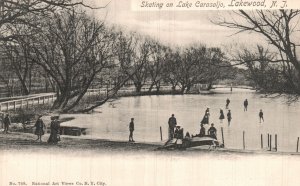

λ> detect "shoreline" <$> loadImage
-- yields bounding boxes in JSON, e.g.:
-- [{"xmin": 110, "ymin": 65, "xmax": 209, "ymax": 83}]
[{"xmin": 1, "ymin": 132, "xmax": 300, "ymax": 157}]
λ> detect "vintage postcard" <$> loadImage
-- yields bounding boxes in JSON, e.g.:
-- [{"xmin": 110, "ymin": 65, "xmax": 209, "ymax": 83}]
[{"xmin": 1, "ymin": 0, "xmax": 300, "ymax": 186}]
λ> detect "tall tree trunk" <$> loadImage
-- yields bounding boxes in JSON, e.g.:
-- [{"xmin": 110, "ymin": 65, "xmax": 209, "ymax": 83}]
[{"xmin": 135, "ymin": 82, "xmax": 142, "ymax": 93}]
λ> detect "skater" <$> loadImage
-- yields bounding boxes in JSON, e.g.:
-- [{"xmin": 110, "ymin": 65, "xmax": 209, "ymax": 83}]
[
  {"xmin": 208, "ymin": 123, "xmax": 217, "ymax": 139},
  {"xmin": 129, "ymin": 118, "xmax": 135, "ymax": 142},
  {"xmin": 33, "ymin": 115, "xmax": 46, "ymax": 142},
  {"xmin": 200, "ymin": 107, "xmax": 210, "ymax": 125},
  {"xmin": 244, "ymin": 99, "xmax": 248, "ymax": 111},
  {"xmin": 204, "ymin": 107, "xmax": 210, "ymax": 117},
  {"xmin": 168, "ymin": 114, "xmax": 177, "ymax": 140},
  {"xmin": 219, "ymin": 109, "xmax": 225, "ymax": 123},
  {"xmin": 3, "ymin": 114, "xmax": 11, "ymax": 134},
  {"xmin": 226, "ymin": 98, "xmax": 230, "ymax": 109},
  {"xmin": 227, "ymin": 110, "xmax": 232, "ymax": 126},
  {"xmin": 259, "ymin": 109, "xmax": 264, "ymax": 123}
]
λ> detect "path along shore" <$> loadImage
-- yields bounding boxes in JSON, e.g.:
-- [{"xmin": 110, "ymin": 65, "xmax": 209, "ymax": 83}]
[{"xmin": 1, "ymin": 132, "xmax": 300, "ymax": 157}]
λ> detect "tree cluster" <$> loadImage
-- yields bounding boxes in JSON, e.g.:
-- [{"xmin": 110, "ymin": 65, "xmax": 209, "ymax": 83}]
[
  {"xmin": 215, "ymin": 10, "xmax": 300, "ymax": 94},
  {"xmin": 0, "ymin": 1, "xmax": 238, "ymax": 112}
]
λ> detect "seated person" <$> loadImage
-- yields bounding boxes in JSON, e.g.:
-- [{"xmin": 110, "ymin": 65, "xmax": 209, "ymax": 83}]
[
  {"xmin": 208, "ymin": 123, "xmax": 217, "ymax": 139},
  {"xmin": 192, "ymin": 124, "xmax": 206, "ymax": 138},
  {"xmin": 199, "ymin": 124, "xmax": 205, "ymax": 137},
  {"xmin": 174, "ymin": 126, "xmax": 184, "ymax": 139}
]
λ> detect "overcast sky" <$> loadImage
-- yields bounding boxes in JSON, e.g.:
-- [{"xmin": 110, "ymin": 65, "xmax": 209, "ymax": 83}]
[{"xmin": 90, "ymin": 0, "xmax": 269, "ymax": 50}]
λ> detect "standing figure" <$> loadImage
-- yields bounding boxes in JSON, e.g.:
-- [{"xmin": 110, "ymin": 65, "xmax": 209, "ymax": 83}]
[
  {"xmin": 219, "ymin": 109, "xmax": 225, "ymax": 123},
  {"xmin": 0, "ymin": 112, "xmax": 4, "ymax": 129},
  {"xmin": 48, "ymin": 116, "xmax": 60, "ymax": 144},
  {"xmin": 259, "ymin": 109, "xmax": 264, "ymax": 123},
  {"xmin": 208, "ymin": 123, "xmax": 217, "ymax": 139},
  {"xmin": 129, "ymin": 118, "xmax": 135, "ymax": 142},
  {"xmin": 168, "ymin": 114, "xmax": 177, "ymax": 140},
  {"xmin": 3, "ymin": 114, "xmax": 11, "ymax": 134},
  {"xmin": 244, "ymin": 99, "xmax": 248, "ymax": 112},
  {"xmin": 200, "ymin": 107, "xmax": 210, "ymax": 125},
  {"xmin": 205, "ymin": 107, "xmax": 210, "ymax": 117},
  {"xmin": 227, "ymin": 110, "xmax": 232, "ymax": 126},
  {"xmin": 226, "ymin": 98, "xmax": 230, "ymax": 109},
  {"xmin": 33, "ymin": 115, "xmax": 46, "ymax": 142},
  {"xmin": 199, "ymin": 124, "xmax": 206, "ymax": 137}
]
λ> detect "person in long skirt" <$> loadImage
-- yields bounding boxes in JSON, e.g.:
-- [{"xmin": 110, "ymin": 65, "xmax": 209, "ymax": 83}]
[
  {"xmin": 226, "ymin": 98, "xmax": 230, "ymax": 109},
  {"xmin": 33, "ymin": 115, "xmax": 46, "ymax": 142},
  {"xmin": 48, "ymin": 116, "xmax": 60, "ymax": 144},
  {"xmin": 227, "ymin": 110, "xmax": 232, "ymax": 126},
  {"xmin": 219, "ymin": 109, "xmax": 225, "ymax": 123},
  {"xmin": 201, "ymin": 108, "xmax": 210, "ymax": 125}
]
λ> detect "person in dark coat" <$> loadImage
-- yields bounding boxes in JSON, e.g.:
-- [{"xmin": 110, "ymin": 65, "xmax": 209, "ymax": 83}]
[
  {"xmin": 185, "ymin": 132, "xmax": 191, "ymax": 139},
  {"xmin": 244, "ymin": 99, "xmax": 248, "ymax": 111},
  {"xmin": 48, "ymin": 116, "xmax": 60, "ymax": 144},
  {"xmin": 219, "ymin": 109, "xmax": 225, "ymax": 123},
  {"xmin": 227, "ymin": 110, "xmax": 232, "ymax": 126},
  {"xmin": 201, "ymin": 115, "xmax": 209, "ymax": 125},
  {"xmin": 129, "ymin": 118, "xmax": 135, "ymax": 142},
  {"xmin": 208, "ymin": 123, "xmax": 217, "ymax": 139},
  {"xmin": 33, "ymin": 115, "xmax": 46, "ymax": 142},
  {"xmin": 3, "ymin": 114, "xmax": 11, "ymax": 134},
  {"xmin": 199, "ymin": 123, "xmax": 205, "ymax": 137},
  {"xmin": 201, "ymin": 107, "xmax": 210, "ymax": 125},
  {"xmin": 226, "ymin": 98, "xmax": 230, "ymax": 109},
  {"xmin": 0, "ymin": 112, "xmax": 4, "ymax": 129},
  {"xmin": 259, "ymin": 109, "xmax": 264, "ymax": 123},
  {"xmin": 168, "ymin": 114, "xmax": 177, "ymax": 140},
  {"xmin": 174, "ymin": 126, "xmax": 183, "ymax": 139}
]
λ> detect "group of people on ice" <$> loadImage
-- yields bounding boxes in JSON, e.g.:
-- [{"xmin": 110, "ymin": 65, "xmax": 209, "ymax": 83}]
[
  {"xmin": 168, "ymin": 113, "xmax": 217, "ymax": 141},
  {"xmin": 167, "ymin": 98, "xmax": 265, "ymax": 142}
]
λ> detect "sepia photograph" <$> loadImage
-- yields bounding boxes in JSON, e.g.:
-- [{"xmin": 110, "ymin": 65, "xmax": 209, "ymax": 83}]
[{"xmin": 1, "ymin": 0, "xmax": 300, "ymax": 186}]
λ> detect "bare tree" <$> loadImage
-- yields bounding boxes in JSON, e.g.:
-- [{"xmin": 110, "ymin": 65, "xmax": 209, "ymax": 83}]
[
  {"xmin": 214, "ymin": 10, "xmax": 300, "ymax": 93},
  {"xmin": 234, "ymin": 45, "xmax": 285, "ymax": 92},
  {"xmin": 162, "ymin": 48, "xmax": 181, "ymax": 93},
  {"xmin": 0, "ymin": 0, "xmax": 105, "ymax": 41},
  {"xmin": 18, "ymin": 11, "xmax": 120, "ymax": 112},
  {"xmin": 0, "ymin": 52, "xmax": 14, "ymax": 96},
  {"xmin": 2, "ymin": 40, "xmax": 36, "ymax": 95},
  {"xmin": 117, "ymin": 33, "xmax": 152, "ymax": 93},
  {"xmin": 147, "ymin": 40, "xmax": 169, "ymax": 92}
]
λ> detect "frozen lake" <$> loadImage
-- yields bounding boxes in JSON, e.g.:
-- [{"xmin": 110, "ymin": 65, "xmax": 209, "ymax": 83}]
[{"xmin": 63, "ymin": 88, "xmax": 300, "ymax": 152}]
